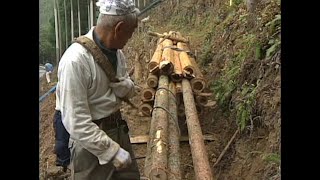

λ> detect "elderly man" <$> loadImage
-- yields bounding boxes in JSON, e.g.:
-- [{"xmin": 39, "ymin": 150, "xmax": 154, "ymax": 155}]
[{"xmin": 54, "ymin": 0, "xmax": 141, "ymax": 179}]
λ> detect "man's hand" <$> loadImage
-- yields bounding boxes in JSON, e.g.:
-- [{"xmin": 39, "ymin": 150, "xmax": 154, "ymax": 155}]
[
  {"xmin": 112, "ymin": 148, "xmax": 132, "ymax": 170},
  {"xmin": 109, "ymin": 77, "xmax": 134, "ymax": 98}
]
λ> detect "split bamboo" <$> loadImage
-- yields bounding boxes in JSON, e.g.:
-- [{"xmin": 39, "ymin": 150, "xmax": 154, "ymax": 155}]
[
  {"xmin": 148, "ymin": 38, "xmax": 164, "ymax": 74},
  {"xmin": 170, "ymin": 49, "xmax": 183, "ymax": 82},
  {"xmin": 177, "ymin": 42, "xmax": 195, "ymax": 79},
  {"xmin": 160, "ymin": 35, "xmax": 174, "ymax": 75}
]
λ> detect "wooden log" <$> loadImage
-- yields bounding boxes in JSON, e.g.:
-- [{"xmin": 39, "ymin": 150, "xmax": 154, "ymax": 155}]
[
  {"xmin": 177, "ymin": 42, "xmax": 195, "ymax": 78},
  {"xmin": 168, "ymin": 82, "xmax": 182, "ymax": 180},
  {"xmin": 189, "ymin": 53, "xmax": 206, "ymax": 93},
  {"xmin": 170, "ymin": 48, "xmax": 183, "ymax": 83},
  {"xmin": 147, "ymin": 31, "xmax": 189, "ymax": 43},
  {"xmin": 177, "ymin": 41, "xmax": 206, "ymax": 93},
  {"xmin": 148, "ymin": 38, "xmax": 163, "ymax": 74},
  {"xmin": 134, "ymin": 51, "xmax": 143, "ymax": 82},
  {"xmin": 145, "ymin": 75, "xmax": 169, "ymax": 180},
  {"xmin": 139, "ymin": 102, "xmax": 153, "ymax": 116},
  {"xmin": 147, "ymin": 73, "xmax": 158, "ymax": 88},
  {"xmin": 141, "ymin": 87, "xmax": 156, "ymax": 102},
  {"xmin": 182, "ymin": 79, "xmax": 214, "ymax": 180},
  {"xmin": 160, "ymin": 35, "xmax": 174, "ymax": 75}
]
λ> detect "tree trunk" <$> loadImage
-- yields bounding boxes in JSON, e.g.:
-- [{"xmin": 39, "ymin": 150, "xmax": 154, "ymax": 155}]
[
  {"xmin": 77, "ymin": 0, "xmax": 81, "ymax": 36},
  {"xmin": 145, "ymin": 75, "xmax": 169, "ymax": 180},
  {"xmin": 53, "ymin": 0, "xmax": 60, "ymax": 64},
  {"xmin": 182, "ymin": 79, "xmax": 213, "ymax": 180},
  {"xmin": 64, "ymin": 0, "xmax": 68, "ymax": 48},
  {"xmin": 70, "ymin": 0, "xmax": 74, "ymax": 40},
  {"xmin": 167, "ymin": 82, "xmax": 182, "ymax": 180},
  {"xmin": 57, "ymin": 0, "xmax": 63, "ymax": 57}
]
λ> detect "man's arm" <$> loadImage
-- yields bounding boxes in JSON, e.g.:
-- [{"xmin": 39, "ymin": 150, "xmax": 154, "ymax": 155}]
[{"xmin": 58, "ymin": 54, "xmax": 120, "ymax": 165}]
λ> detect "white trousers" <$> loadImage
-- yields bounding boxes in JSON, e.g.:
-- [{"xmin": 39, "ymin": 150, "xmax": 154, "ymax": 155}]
[{"xmin": 46, "ymin": 71, "xmax": 52, "ymax": 83}]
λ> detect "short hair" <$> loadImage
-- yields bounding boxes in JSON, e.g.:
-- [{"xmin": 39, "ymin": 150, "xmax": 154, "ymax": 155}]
[{"xmin": 97, "ymin": 8, "xmax": 140, "ymax": 29}]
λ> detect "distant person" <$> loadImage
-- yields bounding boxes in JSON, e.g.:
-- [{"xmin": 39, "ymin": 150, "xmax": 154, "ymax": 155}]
[
  {"xmin": 54, "ymin": 0, "xmax": 140, "ymax": 179},
  {"xmin": 44, "ymin": 62, "xmax": 53, "ymax": 84}
]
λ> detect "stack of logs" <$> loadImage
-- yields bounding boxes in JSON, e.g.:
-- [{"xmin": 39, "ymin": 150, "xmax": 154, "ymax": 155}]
[
  {"xmin": 142, "ymin": 31, "xmax": 213, "ymax": 180},
  {"xmin": 139, "ymin": 31, "xmax": 210, "ymax": 118}
]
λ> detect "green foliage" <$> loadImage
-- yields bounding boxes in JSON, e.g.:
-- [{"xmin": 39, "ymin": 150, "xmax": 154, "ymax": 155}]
[
  {"xmin": 235, "ymin": 82, "xmax": 258, "ymax": 131},
  {"xmin": 262, "ymin": 153, "xmax": 281, "ymax": 165},
  {"xmin": 266, "ymin": 38, "xmax": 280, "ymax": 59},
  {"xmin": 211, "ymin": 33, "xmax": 258, "ymax": 111},
  {"xmin": 234, "ymin": 0, "xmax": 244, "ymax": 6}
]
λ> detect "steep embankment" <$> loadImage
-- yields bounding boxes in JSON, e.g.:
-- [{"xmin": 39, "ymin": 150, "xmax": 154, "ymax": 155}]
[{"xmin": 124, "ymin": 0, "xmax": 280, "ymax": 179}]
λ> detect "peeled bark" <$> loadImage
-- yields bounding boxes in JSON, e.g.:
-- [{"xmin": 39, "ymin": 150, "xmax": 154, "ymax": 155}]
[
  {"xmin": 182, "ymin": 79, "xmax": 213, "ymax": 180},
  {"xmin": 145, "ymin": 75, "xmax": 169, "ymax": 180},
  {"xmin": 168, "ymin": 82, "xmax": 182, "ymax": 180}
]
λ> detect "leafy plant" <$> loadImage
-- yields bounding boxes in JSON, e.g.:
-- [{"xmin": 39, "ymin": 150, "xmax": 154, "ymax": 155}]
[
  {"xmin": 262, "ymin": 153, "xmax": 281, "ymax": 165},
  {"xmin": 235, "ymin": 82, "xmax": 257, "ymax": 131}
]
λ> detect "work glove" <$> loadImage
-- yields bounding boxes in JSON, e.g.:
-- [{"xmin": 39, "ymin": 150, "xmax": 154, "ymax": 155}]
[
  {"xmin": 112, "ymin": 148, "xmax": 132, "ymax": 170},
  {"xmin": 109, "ymin": 77, "xmax": 134, "ymax": 98}
]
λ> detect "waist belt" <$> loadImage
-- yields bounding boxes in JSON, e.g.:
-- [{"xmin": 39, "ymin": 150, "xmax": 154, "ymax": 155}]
[{"xmin": 92, "ymin": 110, "xmax": 126, "ymax": 130}]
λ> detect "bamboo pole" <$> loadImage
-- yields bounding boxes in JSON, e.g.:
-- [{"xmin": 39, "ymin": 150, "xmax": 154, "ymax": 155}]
[
  {"xmin": 168, "ymin": 82, "xmax": 182, "ymax": 180},
  {"xmin": 147, "ymin": 73, "xmax": 159, "ymax": 88},
  {"xmin": 141, "ymin": 87, "xmax": 156, "ymax": 102},
  {"xmin": 145, "ymin": 75, "xmax": 169, "ymax": 180},
  {"xmin": 189, "ymin": 54, "xmax": 206, "ymax": 93},
  {"xmin": 147, "ymin": 31, "xmax": 189, "ymax": 43},
  {"xmin": 70, "ymin": 0, "xmax": 74, "ymax": 40},
  {"xmin": 160, "ymin": 35, "xmax": 174, "ymax": 75},
  {"xmin": 53, "ymin": 0, "xmax": 60, "ymax": 64},
  {"xmin": 148, "ymin": 38, "xmax": 163, "ymax": 74},
  {"xmin": 64, "ymin": 0, "xmax": 68, "ymax": 48},
  {"xmin": 195, "ymin": 95, "xmax": 208, "ymax": 106},
  {"xmin": 177, "ymin": 42, "xmax": 195, "ymax": 78},
  {"xmin": 77, "ymin": 0, "xmax": 81, "ymax": 36},
  {"xmin": 139, "ymin": 102, "xmax": 153, "ymax": 116},
  {"xmin": 182, "ymin": 79, "xmax": 213, "ymax": 180}
]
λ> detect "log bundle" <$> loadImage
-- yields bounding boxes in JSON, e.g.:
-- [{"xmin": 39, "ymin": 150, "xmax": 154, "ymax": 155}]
[{"xmin": 141, "ymin": 31, "xmax": 213, "ymax": 180}]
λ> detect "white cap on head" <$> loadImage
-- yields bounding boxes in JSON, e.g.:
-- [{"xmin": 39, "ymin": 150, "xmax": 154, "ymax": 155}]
[{"xmin": 96, "ymin": 0, "xmax": 139, "ymax": 16}]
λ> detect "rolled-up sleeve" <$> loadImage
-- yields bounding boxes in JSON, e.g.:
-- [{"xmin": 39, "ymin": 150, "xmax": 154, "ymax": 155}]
[{"xmin": 59, "ymin": 53, "xmax": 120, "ymax": 165}]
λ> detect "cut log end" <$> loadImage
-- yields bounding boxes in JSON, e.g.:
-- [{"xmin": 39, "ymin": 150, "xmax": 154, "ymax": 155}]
[{"xmin": 191, "ymin": 78, "xmax": 205, "ymax": 93}]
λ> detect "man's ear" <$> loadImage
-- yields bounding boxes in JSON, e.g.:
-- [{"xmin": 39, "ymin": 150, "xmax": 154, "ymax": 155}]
[{"xmin": 114, "ymin": 21, "xmax": 125, "ymax": 39}]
